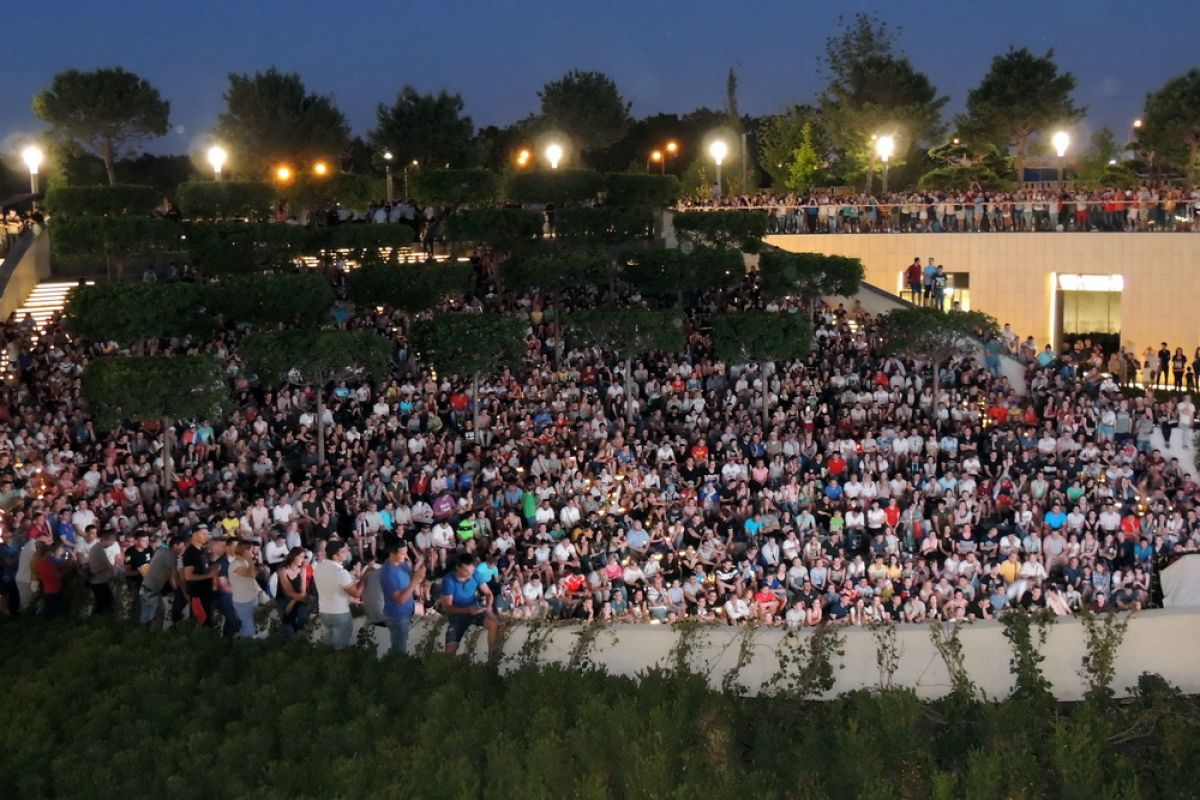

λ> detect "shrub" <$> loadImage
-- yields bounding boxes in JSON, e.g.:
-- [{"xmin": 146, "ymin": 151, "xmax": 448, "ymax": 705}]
[
  {"xmin": 175, "ymin": 180, "xmax": 274, "ymax": 220},
  {"xmin": 443, "ymin": 207, "xmax": 543, "ymax": 248},
  {"xmin": 554, "ymin": 206, "xmax": 655, "ymax": 243},
  {"xmin": 673, "ymin": 209, "xmax": 769, "ymax": 252},
  {"xmin": 604, "ymin": 173, "xmax": 679, "ymax": 207},
  {"xmin": 184, "ymin": 222, "xmax": 313, "ymax": 273},
  {"xmin": 44, "ymin": 184, "xmax": 160, "ymax": 217},
  {"xmin": 410, "ymin": 168, "xmax": 499, "ymax": 206},
  {"xmin": 504, "ymin": 168, "xmax": 604, "ymax": 206},
  {"xmin": 622, "ymin": 247, "xmax": 745, "ymax": 296},
  {"xmin": 346, "ymin": 262, "xmax": 473, "ymax": 313}
]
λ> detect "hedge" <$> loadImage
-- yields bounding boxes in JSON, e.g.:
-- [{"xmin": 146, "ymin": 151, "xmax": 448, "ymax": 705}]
[
  {"xmin": 443, "ymin": 207, "xmax": 543, "ymax": 247},
  {"xmin": 281, "ymin": 172, "xmax": 380, "ymax": 210},
  {"xmin": 623, "ymin": 248, "xmax": 745, "ymax": 296},
  {"xmin": 604, "ymin": 173, "xmax": 680, "ymax": 207},
  {"xmin": 43, "ymin": 184, "xmax": 160, "ymax": 217},
  {"xmin": 208, "ymin": 273, "xmax": 335, "ymax": 327},
  {"xmin": 758, "ymin": 249, "xmax": 865, "ymax": 299},
  {"xmin": 410, "ymin": 168, "xmax": 499, "ymax": 207},
  {"xmin": 51, "ymin": 216, "xmax": 181, "ymax": 259},
  {"xmin": 175, "ymin": 180, "xmax": 274, "ymax": 220},
  {"xmin": 183, "ymin": 222, "xmax": 313, "ymax": 274},
  {"xmin": 346, "ymin": 262, "xmax": 473, "ymax": 312},
  {"xmin": 673, "ymin": 209, "xmax": 769, "ymax": 252},
  {"xmin": 3, "ymin": 619, "xmax": 1197, "ymax": 799},
  {"xmin": 554, "ymin": 206, "xmax": 656, "ymax": 243},
  {"xmin": 504, "ymin": 168, "xmax": 605, "ymax": 206}
]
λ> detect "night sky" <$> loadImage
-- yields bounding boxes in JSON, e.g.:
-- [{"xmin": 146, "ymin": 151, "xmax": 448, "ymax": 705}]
[{"xmin": 4, "ymin": 0, "xmax": 1198, "ymax": 155}]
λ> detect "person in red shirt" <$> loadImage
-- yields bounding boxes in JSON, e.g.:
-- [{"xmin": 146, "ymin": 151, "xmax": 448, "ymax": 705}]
[
  {"xmin": 827, "ymin": 454, "xmax": 847, "ymax": 476},
  {"xmin": 691, "ymin": 441, "xmax": 709, "ymax": 462},
  {"xmin": 34, "ymin": 541, "xmax": 66, "ymax": 617}
]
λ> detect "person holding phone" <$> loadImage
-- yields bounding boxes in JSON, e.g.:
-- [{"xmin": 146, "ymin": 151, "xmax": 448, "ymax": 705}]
[
  {"xmin": 441, "ymin": 552, "xmax": 498, "ymax": 659},
  {"xmin": 380, "ymin": 541, "xmax": 425, "ymax": 655}
]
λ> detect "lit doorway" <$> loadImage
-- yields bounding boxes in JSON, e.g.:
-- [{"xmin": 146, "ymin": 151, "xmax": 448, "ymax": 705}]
[{"xmin": 1055, "ymin": 274, "xmax": 1123, "ymax": 355}]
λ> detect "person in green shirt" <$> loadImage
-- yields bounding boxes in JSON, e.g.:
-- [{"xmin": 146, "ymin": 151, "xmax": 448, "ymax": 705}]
[{"xmin": 522, "ymin": 489, "xmax": 537, "ymax": 526}]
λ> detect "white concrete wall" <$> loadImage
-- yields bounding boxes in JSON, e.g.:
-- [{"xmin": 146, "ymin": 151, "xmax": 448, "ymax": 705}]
[
  {"xmin": 766, "ymin": 232, "xmax": 1200, "ymax": 355},
  {"xmin": 351, "ymin": 608, "xmax": 1200, "ymax": 701}
]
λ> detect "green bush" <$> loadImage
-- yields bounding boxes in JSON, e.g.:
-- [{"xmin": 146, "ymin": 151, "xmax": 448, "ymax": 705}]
[
  {"xmin": 281, "ymin": 172, "xmax": 379, "ymax": 210},
  {"xmin": 51, "ymin": 216, "xmax": 182, "ymax": 259},
  {"xmin": 43, "ymin": 184, "xmax": 160, "ymax": 217},
  {"xmin": 64, "ymin": 282, "xmax": 215, "ymax": 343},
  {"xmin": 346, "ymin": 262, "xmax": 473, "ymax": 312},
  {"xmin": 758, "ymin": 249, "xmax": 865, "ymax": 300},
  {"xmin": 184, "ymin": 222, "xmax": 313, "ymax": 273},
  {"xmin": 673, "ymin": 209, "xmax": 769, "ymax": 252},
  {"xmin": 443, "ymin": 207, "xmax": 543, "ymax": 248},
  {"xmin": 1, "ymin": 620, "xmax": 1196, "ymax": 800},
  {"xmin": 410, "ymin": 168, "xmax": 499, "ymax": 206},
  {"xmin": 555, "ymin": 206, "xmax": 656, "ymax": 243},
  {"xmin": 604, "ymin": 173, "xmax": 679, "ymax": 207},
  {"xmin": 209, "ymin": 273, "xmax": 335, "ymax": 327},
  {"xmin": 504, "ymin": 168, "xmax": 605, "ymax": 206},
  {"xmin": 623, "ymin": 248, "xmax": 745, "ymax": 296},
  {"xmin": 175, "ymin": 180, "xmax": 274, "ymax": 220}
]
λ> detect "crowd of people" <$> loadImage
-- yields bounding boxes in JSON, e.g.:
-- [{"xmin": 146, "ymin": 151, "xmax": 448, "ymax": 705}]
[
  {"xmin": 679, "ymin": 186, "xmax": 1200, "ymax": 234},
  {"xmin": 1, "ymin": 261, "xmax": 1197, "ymax": 659}
]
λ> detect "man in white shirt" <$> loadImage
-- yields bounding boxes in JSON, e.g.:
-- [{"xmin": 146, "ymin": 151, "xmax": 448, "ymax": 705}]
[
  {"xmin": 15, "ymin": 529, "xmax": 50, "ymax": 612},
  {"xmin": 1179, "ymin": 394, "xmax": 1195, "ymax": 449},
  {"xmin": 312, "ymin": 540, "xmax": 364, "ymax": 650}
]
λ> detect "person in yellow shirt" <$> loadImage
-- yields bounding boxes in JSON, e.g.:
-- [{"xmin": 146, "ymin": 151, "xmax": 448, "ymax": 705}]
[{"xmin": 998, "ymin": 550, "xmax": 1022, "ymax": 584}]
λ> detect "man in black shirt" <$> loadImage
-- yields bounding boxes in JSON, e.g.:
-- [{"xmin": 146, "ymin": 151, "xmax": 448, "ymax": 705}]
[
  {"xmin": 182, "ymin": 527, "xmax": 219, "ymax": 626},
  {"xmin": 124, "ymin": 532, "xmax": 154, "ymax": 594}
]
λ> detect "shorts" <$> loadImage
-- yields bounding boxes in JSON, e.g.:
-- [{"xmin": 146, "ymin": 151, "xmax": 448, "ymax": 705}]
[{"xmin": 446, "ymin": 612, "xmax": 487, "ymax": 645}]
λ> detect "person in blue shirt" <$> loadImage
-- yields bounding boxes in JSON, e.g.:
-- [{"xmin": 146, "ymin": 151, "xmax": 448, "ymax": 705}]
[
  {"xmin": 441, "ymin": 552, "xmax": 498, "ymax": 658},
  {"xmin": 380, "ymin": 541, "xmax": 425, "ymax": 655}
]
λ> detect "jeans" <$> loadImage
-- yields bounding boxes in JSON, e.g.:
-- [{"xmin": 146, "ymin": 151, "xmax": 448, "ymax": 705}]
[
  {"xmin": 213, "ymin": 593, "xmax": 239, "ymax": 638},
  {"xmin": 276, "ymin": 598, "xmax": 309, "ymax": 639},
  {"xmin": 139, "ymin": 585, "xmax": 165, "ymax": 625},
  {"xmin": 322, "ymin": 612, "xmax": 354, "ymax": 650},
  {"xmin": 385, "ymin": 615, "xmax": 412, "ymax": 654},
  {"xmin": 234, "ymin": 599, "xmax": 258, "ymax": 638}
]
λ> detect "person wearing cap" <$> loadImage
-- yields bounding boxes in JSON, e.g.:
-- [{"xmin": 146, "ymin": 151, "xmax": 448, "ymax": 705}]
[
  {"xmin": 379, "ymin": 541, "xmax": 425, "ymax": 654},
  {"xmin": 182, "ymin": 527, "xmax": 219, "ymax": 626},
  {"xmin": 141, "ymin": 536, "xmax": 187, "ymax": 627}
]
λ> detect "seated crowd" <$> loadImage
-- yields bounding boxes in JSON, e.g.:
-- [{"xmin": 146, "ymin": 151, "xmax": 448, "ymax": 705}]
[{"xmin": 3, "ymin": 273, "xmax": 1196, "ymax": 656}]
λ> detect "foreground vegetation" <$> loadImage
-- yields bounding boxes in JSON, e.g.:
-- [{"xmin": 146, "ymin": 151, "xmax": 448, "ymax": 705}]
[{"xmin": 1, "ymin": 619, "xmax": 1197, "ymax": 799}]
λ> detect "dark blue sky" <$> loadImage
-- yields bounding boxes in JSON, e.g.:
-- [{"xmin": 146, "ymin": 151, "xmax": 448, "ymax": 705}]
[{"xmin": 4, "ymin": 0, "xmax": 1197, "ymax": 155}]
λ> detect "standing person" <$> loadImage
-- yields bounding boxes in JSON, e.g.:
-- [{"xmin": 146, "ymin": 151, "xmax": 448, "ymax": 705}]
[
  {"xmin": 905, "ymin": 258, "xmax": 922, "ymax": 304},
  {"xmin": 141, "ymin": 536, "xmax": 186, "ymax": 628},
  {"xmin": 922, "ymin": 258, "xmax": 939, "ymax": 307},
  {"xmin": 209, "ymin": 536, "xmax": 238, "ymax": 637},
  {"xmin": 182, "ymin": 526, "xmax": 219, "ymax": 626},
  {"xmin": 14, "ymin": 528, "xmax": 49, "ymax": 613},
  {"xmin": 229, "ymin": 540, "xmax": 262, "ymax": 639},
  {"xmin": 1172, "ymin": 347, "xmax": 1188, "ymax": 392},
  {"xmin": 124, "ymin": 531, "xmax": 154, "ymax": 596},
  {"xmin": 275, "ymin": 547, "xmax": 310, "ymax": 639},
  {"xmin": 313, "ymin": 539, "xmax": 364, "ymax": 649},
  {"xmin": 1179, "ymin": 394, "xmax": 1195, "ymax": 450},
  {"xmin": 1158, "ymin": 343, "xmax": 1172, "ymax": 389},
  {"xmin": 380, "ymin": 541, "xmax": 425, "ymax": 655},
  {"xmin": 441, "ymin": 553, "xmax": 500, "ymax": 658},
  {"xmin": 35, "ymin": 541, "xmax": 67, "ymax": 617},
  {"xmin": 87, "ymin": 530, "xmax": 117, "ymax": 615}
]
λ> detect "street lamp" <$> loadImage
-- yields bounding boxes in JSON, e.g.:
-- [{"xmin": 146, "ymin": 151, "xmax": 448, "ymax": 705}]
[
  {"xmin": 1133, "ymin": 118, "xmax": 1143, "ymax": 130},
  {"xmin": 275, "ymin": 165, "xmax": 293, "ymax": 183},
  {"xmin": 382, "ymin": 150, "xmax": 394, "ymax": 203},
  {"xmin": 404, "ymin": 160, "xmax": 418, "ymax": 198},
  {"xmin": 21, "ymin": 145, "xmax": 43, "ymax": 199},
  {"xmin": 516, "ymin": 149, "xmax": 532, "ymax": 168},
  {"xmin": 709, "ymin": 140, "xmax": 728, "ymax": 196},
  {"xmin": 545, "ymin": 143, "xmax": 564, "ymax": 169},
  {"xmin": 664, "ymin": 140, "xmax": 678, "ymax": 173},
  {"xmin": 648, "ymin": 150, "xmax": 663, "ymax": 173},
  {"xmin": 206, "ymin": 145, "xmax": 227, "ymax": 181},
  {"xmin": 313, "ymin": 161, "xmax": 329, "ymax": 177},
  {"xmin": 1052, "ymin": 130, "xmax": 1070, "ymax": 190},
  {"xmin": 875, "ymin": 135, "xmax": 895, "ymax": 194}
]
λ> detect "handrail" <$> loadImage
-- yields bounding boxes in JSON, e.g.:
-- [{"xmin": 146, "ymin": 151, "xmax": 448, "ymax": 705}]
[{"xmin": 0, "ymin": 228, "xmax": 37, "ymax": 298}]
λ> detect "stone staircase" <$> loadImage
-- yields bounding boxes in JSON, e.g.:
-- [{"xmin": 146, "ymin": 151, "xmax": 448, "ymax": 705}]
[{"xmin": 14, "ymin": 281, "xmax": 88, "ymax": 339}]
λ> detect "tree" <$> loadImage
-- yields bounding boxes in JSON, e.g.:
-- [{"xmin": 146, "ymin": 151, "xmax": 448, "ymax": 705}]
[
  {"xmin": 64, "ymin": 282, "xmax": 214, "ymax": 345},
  {"xmin": 623, "ymin": 249, "xmax": 745, "ymax": 304},
  {"xmin": 51, "ymin": 216, "xmax": 181, "ymax": 283},
  {"xmin": 919, "ymin": 134, "xmax": 1011, "ymax": 191},
  {"xmin": 240, "ymin": 330, "xmax": 391, "ymax": 465},
  {"xmin": 565, "ymin": 309, "xmax": 685, "ymax": 422},
  {"xmin": 212, "ymin": 68, "xmax": 350, "ymax": 177},
  {"xmin": 758, "ymin": 251, "xmax": 864, "ymax": 307},
  {"xmin": 370, "ymin": 86, "xmax": 479, "ymax": 170},
  {"xmin": 33, "ymin": 68, "xmax": 170, "ymax": 186},
  {"xmin": 758, "ymin": 106, "xmax": 828, "ymax": 190},
  {"xmin": 1138, "ymin": 69, "xmax": 1200, "ymax": 186},
  {"xmin": 502, "ymin": 249, "xmax": 615, "ymax": 363},
  {"xmin": 175, "ymin": 181, "xmax": 275, "ymax": 220},
  {"xmin": 878, "ymin": 308, "xmax": 999, "ymax": 424},
  {"xmin": 535, "ymin": 70, "xmax": 632, "ymax": 156},
  {"xmin": 711, "ymin": 311, "xmax": 813, "ymax": 426},
  {"xmin": 820, "ymin": 14, "xmax": 947, "ymax": 191},
  {"xmin": 82, "ymin": 356, "xmax": 228, "ymax": 483},
  {"xmin": 1074, "ymin": 128, "xmax": 1139, "ymax": 189},
  {"xmin": 410, "ymin": 314, "xmax": 527, "ymax": 435},
  {"xmin": 346, "ymin": 262, "xmax": 472, "ymax": 313},
  {"xmin": 957, "ymin": 48, "xmax": 1084, "ymax": 180}
]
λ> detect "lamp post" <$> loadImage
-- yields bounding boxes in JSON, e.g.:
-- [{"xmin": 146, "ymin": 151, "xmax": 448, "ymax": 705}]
[
  {"xmin": 648, "ymin": 150, "xmax": 662, "ymax": 173},
  {"xmin": 403, "ymin": 160, "xmax": 418, "ymax": 198},
  {"xmin": 664, "ymin": 140, "xmax": 678, "ymax": 173},
  {"xmin": 313, "ymin": 161, "xmax": 329, "ymax": 177},
  {"xmin": 1052, "ymin": 130, "xmax": 1070, "ymax": 190},
  {"xmin": 21, "ymin": 146, "xmax": 43, "ymax": 204},
  {"xmin": 875, "ymin": 135, "xmax": 895, "ymax": 195},
  {"xmin": 274, "ymin": 165, "xmax": 293, "ymax": 184},
  {"xmin": 383, "ymin": 151, "xmax": 394, "ymax": 203},
  {"xmin": 545, "ymin": 143, "xmax": 564, "ymax": 170},
  {"xmin": 709, "ymin": 140, "xmax": 728, "ymax": 197},
  {"xmin": 206, "ymin": 145, "xmax": 227, "ymax": 181}
]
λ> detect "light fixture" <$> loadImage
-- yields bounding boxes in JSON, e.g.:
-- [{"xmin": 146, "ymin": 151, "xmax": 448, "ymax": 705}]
[
  {"xmin": 21, "ymin": 145, "xmax": 43, "ymax": 200},
  {"xmin": 383, "ymin": 150, "xmax": 393, "ymax": 162},
  {"xmin": 516, "ymin": 149, "xmax": 531, "ymax": 168},
  {"xmin": 874, "ymin": 135, "xmax": 895, "ymax": 162},
  {"xmin": 545, "ymin": 143, "xmax": 564, "ymax": 169},
  {"xmin": 313, "ymin": 161, "xmax": 329, "ymax": 176},
  {"xmin": 1051, "ymin": 131, "xmax": 1070, "ymax": 158},
  {"xmin": 709, "ymin": 140, "xmax": 728, "ymax": 166},
  {"xmin": 665, "ymin": 141, "xmax": 678, "ymax": 155},
  {"xmin": 206, "ymin": 145, "xmax": 227, "ymax": 180},
  {"xmin": 275, "ymin": 165, "xmax": 293, "ymax": 182}
]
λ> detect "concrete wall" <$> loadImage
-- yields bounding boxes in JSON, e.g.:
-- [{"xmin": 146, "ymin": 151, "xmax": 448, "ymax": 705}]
[
  {"xmin": 766, "ymin": 232, "xmax": 1200, "ymax": 355},
  {"xmin": 0, "ymin": 229, "xmax": 49, "ymax": 320},
  {"xmin": 360, "ymin": 608, "xmax": 1200, "ymax": 701}
]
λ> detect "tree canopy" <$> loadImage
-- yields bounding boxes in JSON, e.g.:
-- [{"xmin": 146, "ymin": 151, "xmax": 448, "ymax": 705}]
[
  {"xmin": 535, "ymin": 70, "xmax": 632, "ymax": 156},
  {"xmin": 82, "ymin": 356, "xmax": 228, "ymax": 430},
  {"xmin": 410, "ymin": 314, "xmax": 526, "ymax": 378},
  {"xmin": 758, "ymin": 250, "xmax": 865, "ymax": 301},
  {"xmin": 371, "ymin": 87, "xmax": 479, "ymax": 171},
  {"xmin": 33, "ymin": 67, "xmax": 171, "ymax": 186},
  {"xmin": 501, "ymin": 249, "xmax": 614, "ymax": 294},
  {"xmin": 758, "ymin": 105, "xmax": 828, "ymax": 191},
  {"xmin": 346, "ymin": 263, "xmax": 472, "ymax": 313},
  {"xmin": 240, "ymin": 329, "xmax": 391, "ymax": 387},
  {"xmin": 956, "ymin": 48, "xmax": 1084, "ymax": 177},
  {"xmin": 819, "ymin": 14, "xmax": 947, "ymax": 189},
  {"xmin": 564, "ymin": 308, "xmax": 685, "ymax": 357},
  {"xmin": 878, "ymin": 307, "xmax": 999, "ymax": 398},
  {"xmin": 623, "ymin": 249, "xmax": 745, "ymax": 298},
  {"xmin": 710, "ymin": 311, "xmax": 813, "ymax": 364},
  {"xmin": 212, "ymin": 68, "xmax": 351, "ymax": 177},
  {"xmin": 1138, "ymin": 68, "xmax": 1200, "ymax": 185}
]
